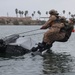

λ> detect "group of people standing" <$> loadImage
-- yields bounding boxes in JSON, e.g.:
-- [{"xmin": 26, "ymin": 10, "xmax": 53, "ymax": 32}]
[{"xmin": 31, "ymin": 9, "xmax": 74, "ymax": 53}]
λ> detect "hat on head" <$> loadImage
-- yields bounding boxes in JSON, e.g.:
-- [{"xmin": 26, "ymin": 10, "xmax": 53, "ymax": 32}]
[{"xmin": 49, "ymin": 9, "xmax": 59, "ymax": 15}]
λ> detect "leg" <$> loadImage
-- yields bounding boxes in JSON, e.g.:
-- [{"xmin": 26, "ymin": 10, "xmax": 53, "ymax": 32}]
[
  {"xmin": 31, "ymin": 28, "xmax": 57, "ymax": 52},
  {"xmin": 31, "ymin": 41, "xmax": 46, "ymax": 52},
  {"xmin": 31, "ymin": 41, "xmax": 53, "ymax": 52},
  {"xmin": 39, "ymin": 43, "xmax": 53, "ymax": 52}
]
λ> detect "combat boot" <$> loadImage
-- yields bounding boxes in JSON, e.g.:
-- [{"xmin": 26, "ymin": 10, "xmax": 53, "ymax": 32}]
[
  {"xmin": 31, "ymin": 42, "xmax": 46, "ymax": 52},
  {"xmin": 39, "ymin": 44, "xmax": 52, "ymax": 52}
]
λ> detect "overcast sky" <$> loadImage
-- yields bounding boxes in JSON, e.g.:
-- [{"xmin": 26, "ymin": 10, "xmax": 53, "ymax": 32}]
[{"xmin": 0, "ymin": 0, "xmax": 75, "ymax": 18}]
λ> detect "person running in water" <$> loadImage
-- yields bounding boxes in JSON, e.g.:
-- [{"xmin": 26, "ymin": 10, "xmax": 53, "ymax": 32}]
[{"xmin": 31, "ymin": 9, "xmax": 74, "ymax": 52}]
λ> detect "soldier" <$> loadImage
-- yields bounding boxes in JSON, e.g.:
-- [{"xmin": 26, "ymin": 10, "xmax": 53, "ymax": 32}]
[
  {"xmin": 58, "ymin": 18, "xmax": 74, "ymax": 42},
  {"xmin": 31, "ymin": 9, "xmax": 66, "ymax": 52}
]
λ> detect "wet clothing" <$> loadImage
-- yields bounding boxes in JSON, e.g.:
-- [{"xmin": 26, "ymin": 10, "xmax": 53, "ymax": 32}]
[
  {"xmin": 57, "ymin": 24, "xmax": 74, "ymax": 42},
  {"xmin": 31, "ymin": 16, "xmax": 74, "ymax": 52},
  {"xmin": 42, "ymin": 15, "xmax": 65, "ymax": 44},
  {"xmin": 31, "ymin": 15, "xmax": 66, "ymax": 52}
]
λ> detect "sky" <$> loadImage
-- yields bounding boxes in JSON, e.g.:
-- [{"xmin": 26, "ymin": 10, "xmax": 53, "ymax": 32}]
[{"xmin": 0, "ymin": 0, "xmax": 75, "ymax": 18}]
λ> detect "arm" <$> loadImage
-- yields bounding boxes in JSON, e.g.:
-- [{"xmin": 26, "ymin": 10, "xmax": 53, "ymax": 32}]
[{"xmin": 40, "ymin": 15, "xmax": 57, "ymax": 29}]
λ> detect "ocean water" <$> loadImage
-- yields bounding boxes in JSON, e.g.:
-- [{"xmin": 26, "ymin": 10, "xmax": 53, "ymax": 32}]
[{"xmin": 0, "ymin": 25, "xmax": 75, "ymax": 75}]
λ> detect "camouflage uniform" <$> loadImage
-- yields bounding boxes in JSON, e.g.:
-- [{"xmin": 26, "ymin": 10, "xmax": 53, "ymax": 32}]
[
  {"xmin": 31, "ymin": 10, "xmax": 68, "ymax": 52},
  {"xmin": 41, "ymin": 10, "xmax": 65, "ymax": 44}
]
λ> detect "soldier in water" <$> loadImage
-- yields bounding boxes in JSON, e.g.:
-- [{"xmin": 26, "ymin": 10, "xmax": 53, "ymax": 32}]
[{"xmin": 31, "ymin": 9, "xmax": 74, "ymax": 52}]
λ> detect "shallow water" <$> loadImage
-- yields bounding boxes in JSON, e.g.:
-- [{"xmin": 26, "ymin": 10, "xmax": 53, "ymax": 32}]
[{"xmin": 0, "ymin": 25, "xmax": 75, "ymax": 75}]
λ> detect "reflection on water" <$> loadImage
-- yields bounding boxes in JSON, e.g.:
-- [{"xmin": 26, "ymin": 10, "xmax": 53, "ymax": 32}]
[
  {"xmin": 42, "ymin": 52, "xmax": 73, "ymax": 74},
  {"xmin": 0, "ymin": 53, "xmax": 43, "ymax": 75},
  {"xmin": 0, "ymin": 26, "xmax": 75, "ymax": 75},
  {"xmin": 0, "ymin": 51, "xmax": 75, "ymax": 75}
]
